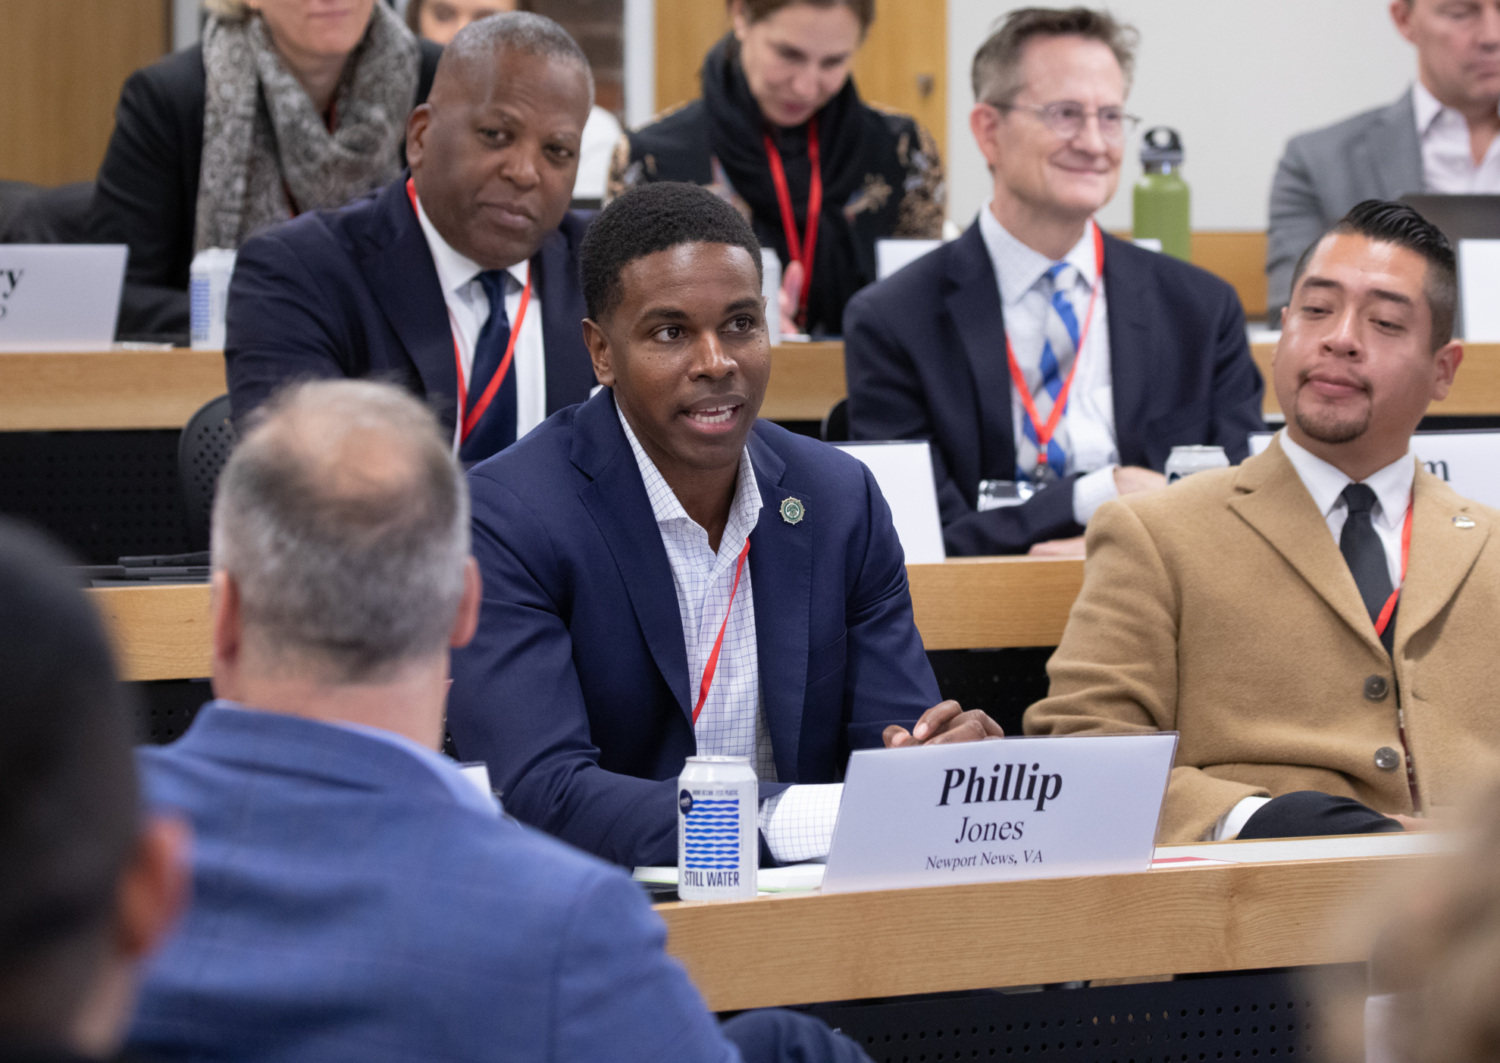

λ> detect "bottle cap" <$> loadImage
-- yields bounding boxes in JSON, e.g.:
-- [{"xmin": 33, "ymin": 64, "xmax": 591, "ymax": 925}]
[{"xmin": 1139, "ymin": 126, "xmax": 1184, "ymax": 167}]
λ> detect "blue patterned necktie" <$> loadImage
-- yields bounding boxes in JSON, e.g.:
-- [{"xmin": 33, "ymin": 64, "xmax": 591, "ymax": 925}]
[
  {"xmin": 1016, "ymin": 262, "xmax": 1079, "ymax": 485},
  {"xmin": 459, "ymin": 269, "xmax": 518, "ymax": 464}
]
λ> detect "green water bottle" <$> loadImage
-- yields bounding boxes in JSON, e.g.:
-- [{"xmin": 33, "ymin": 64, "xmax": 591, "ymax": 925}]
[{"xmin": 1133, "ymin": 127, "xmax": 1190, "ymax": 261}]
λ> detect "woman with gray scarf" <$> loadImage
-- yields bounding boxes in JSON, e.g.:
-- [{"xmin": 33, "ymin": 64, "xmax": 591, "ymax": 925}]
[{"xmin": 87, "ymin": 0, "xmax": 440, "ymax": 341}]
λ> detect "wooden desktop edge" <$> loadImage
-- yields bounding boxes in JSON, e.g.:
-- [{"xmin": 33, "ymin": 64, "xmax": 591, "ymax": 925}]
[{"xmin": 656, "ymin": 850, "xmax": 1419, "ymax": 1012}]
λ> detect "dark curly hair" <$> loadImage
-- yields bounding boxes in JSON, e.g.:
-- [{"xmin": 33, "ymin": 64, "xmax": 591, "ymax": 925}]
[{"xmin": 580, "ymin": 181, "xmax": 764, "ymax": 323}]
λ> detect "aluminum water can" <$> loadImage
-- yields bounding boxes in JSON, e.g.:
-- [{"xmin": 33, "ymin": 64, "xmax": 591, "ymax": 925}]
[
  {"xmin": 678, "ymin": 755, "xmax": 758, "ymax": 901},
  {"xmin": 189, "ymin": 248, "xmax": 237, "ymax": 350},
  {"xmin": 1165, "ymin": 444, "xmax": 1229, "ymax": 483}
]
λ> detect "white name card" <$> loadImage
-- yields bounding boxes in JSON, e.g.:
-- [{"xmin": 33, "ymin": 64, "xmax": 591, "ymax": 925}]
[
  {"xmin": 821, "ymin": 733, "xmax": 1177, "ymax": 894},
  {"xmin": 1458, "ymin": 239, "xmax": 1500, "ymax": 341},
  {"xmin": 833, "ymin": 441, "xmax": 946, "ymax": 563},
  {"xmin": 876, "ymin": 238, "xmax": 941, "ymax": 280},
  {"xmin": 1251, "ymin": 430, "xmax": 1500, "ymax": 509},
  {"xmin": 0, "ymin": 245, "xmax": 128, "ymax": 351}
]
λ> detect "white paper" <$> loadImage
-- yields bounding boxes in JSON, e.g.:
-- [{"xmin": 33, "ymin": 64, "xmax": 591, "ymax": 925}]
[
  {"xmin": 876, "ymin": 239, "xmax": 940, "ymax": 280},
  {"xmin": 821, "ymin": 733, "xmax": 1177, "ymax": 894},
  {"xmin": 0, "ymin": 245, "xmax": 127, "ymax": 351},
  {"xmin": 1459, "ymin": 239, "xmax": 1500, "ymax": 340},
  {"xmin": 833, "ymin": 441, "xmax": 946, "ymax": 563},
  {"xmin": 1252, "ymin": 429, "xmax": 1500, "ymax": 508},
  {"xmin": 760, "ymin": 247, "xmax": 782, "ymax": 348}
]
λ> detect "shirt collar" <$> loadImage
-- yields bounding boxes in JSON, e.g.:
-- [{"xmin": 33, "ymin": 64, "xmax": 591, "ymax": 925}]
[
  {"xmin": 1279, "ymin": 429, "xmax": 1415, "ymax": 530},
  {"xmin": 1413, "ymin": 79, "xmax": 1448, "ymax": 137},
  {"xmin": 977, "ymin": 203, "xmax": 1100, "ymax": 308},
  {"xmin": 412, "ymin": 190, "xmax": 529, "ymax": 298},
  {"xmin": 616, "ymin": 401, "xmax": 763, "ymax": 545}
]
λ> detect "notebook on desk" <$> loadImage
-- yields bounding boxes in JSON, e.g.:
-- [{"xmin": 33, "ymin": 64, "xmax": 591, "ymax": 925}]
[{"xmin": 0, "ymin": 245, "xmax": 128, "ymax": 351}]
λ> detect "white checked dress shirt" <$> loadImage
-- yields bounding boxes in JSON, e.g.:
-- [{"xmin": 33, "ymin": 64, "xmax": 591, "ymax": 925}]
[
  {"xmin": 1414, "ymin": 80, "xmax": 1500, "ymax": 193},
  {"xmin": 618, "ymin": 409, "xmax": 843, "ymax": 864},
  {"xmin": 1214, "ymin": 429, "xmax": 1415, "ymax": 841},
  {"xmin": 412, "ymin": 192, "xmax": 548, "ymax": 453},
  {"xmin": 978, "ymin": 206, "xmax": 1120, "ymax": 525}
]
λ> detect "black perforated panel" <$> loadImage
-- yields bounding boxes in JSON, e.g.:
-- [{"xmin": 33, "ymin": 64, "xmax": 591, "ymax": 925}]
[
  {"xmin": 805, "ymin": 970, "xmax": 1331, "ymax": 1063},
  {"xmin": 135, "ymin": 680, "xmax": 212, "ymax": 745},
  {"xmin": 928, "ymin": 648, "xmax": 1053, "ymax": 737},
  {"xmin": 177, "ymin": 395, "xmax": 236, "ymax": 551}
]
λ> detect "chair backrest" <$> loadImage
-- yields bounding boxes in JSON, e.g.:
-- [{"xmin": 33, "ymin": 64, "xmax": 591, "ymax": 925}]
[
  {"xmin": 178, "ymin": 395, "xmax": 237, "ymax": 552},
  {"xmin": 0, "ymin": 182, "xmax": 94, "ymax": 244},
  {"xmin": 820, "ymin": 398, "xmax": 850, "ymax": 443}
]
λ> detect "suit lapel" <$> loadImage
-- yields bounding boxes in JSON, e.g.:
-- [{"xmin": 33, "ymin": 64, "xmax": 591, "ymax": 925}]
[
  {"xmin": 1100, "ymin": 235, "xmax": 1156, "ymax": 464},
  {"xmin": 573, "ymin": 393, "xmax": 692, "ymax": 718},
  {"xmin": 534, "ymin": 214, "xmax": 596, "ymax": 414},
  {"xmin": 1227, "ymin": 438, "xmax": 1389, "ymax": 656},
  {"xmin": 1395, "ymin": 470, "xmax": 1491, "ymax": 652},
  {"xmin": 745, "ymin": 430, "xmax": 812, "ymax": 782},
  {"xmin": 944, "ymin": 223, "xmax": 1016, "ymax": 480},
  {"xmin": 352, "ymin": 179, "xmax": 460, "ymax": 432},
  {"xmin": 1360, "ymin": 91, "xmax": 1424, "ymax": 200}
]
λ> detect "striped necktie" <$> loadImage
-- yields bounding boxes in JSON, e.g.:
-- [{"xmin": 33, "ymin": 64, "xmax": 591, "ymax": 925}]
[{"xmin": 1016, "ymin": 262, "xmax": 1079, "ymax": 484}]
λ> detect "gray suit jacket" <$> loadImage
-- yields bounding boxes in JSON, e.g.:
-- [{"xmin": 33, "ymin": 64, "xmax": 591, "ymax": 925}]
[{"xmin": 1266, "ymin": 91, "xmax": 1424, "ymax": 319}]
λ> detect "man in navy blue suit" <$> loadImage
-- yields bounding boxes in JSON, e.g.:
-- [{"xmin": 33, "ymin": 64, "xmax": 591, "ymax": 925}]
[
  {"xmin": 448, "ymin": 182, "xmax": 1002, "ymax": 872},
  {"xmin": 844, "ymin": 8, "xmax": 1264, "ymax": 557},
  {"xmin": 129, "ymin": 379, "xmax": 870, "ymax": 1063},
  {"xmin": 225, "ymin": 13, "xmax": 599, "ymax": 463}
]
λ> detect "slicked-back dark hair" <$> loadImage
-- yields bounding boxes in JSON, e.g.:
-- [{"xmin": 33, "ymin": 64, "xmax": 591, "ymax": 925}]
[
  {"xmin": 581, "ymin": 182, "xmax": 764, "ymax": 322},
  {"xmin": 1290, "ymin": 199, "xmax": 1459, "ymax": 350},
  {"xmin": 971, "ymin": 7, "xmax": 1138, "ymax": 106},
  {"xmin": 0, "ymin": 519, "xmax": 138, "ymax": 1038}
]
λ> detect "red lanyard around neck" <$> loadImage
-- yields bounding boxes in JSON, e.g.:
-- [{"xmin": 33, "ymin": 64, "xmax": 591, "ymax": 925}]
[
  {"xmin": 1003, "ymin": 223, "xmax": 1105, "ymax": 454},
  {"xmin": 692, "ymin": 537, "xmax": 752, "ymax": 725},
  {"xmin": 406, "ymin": 177, "xmax": 532, "ymax": 444},
  {"xmin": 1374, "ymin": 497, "xmax": 1414, "ymax": 638},
  {"xmin": 763, "ymin": 118, "xmax": 821, "ymax": 321}
]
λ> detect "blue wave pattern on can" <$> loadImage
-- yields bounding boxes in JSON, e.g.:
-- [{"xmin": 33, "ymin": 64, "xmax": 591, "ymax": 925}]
[{"xmin": 683, "ymin": 798, "xmax": 743, "ymax": 870}]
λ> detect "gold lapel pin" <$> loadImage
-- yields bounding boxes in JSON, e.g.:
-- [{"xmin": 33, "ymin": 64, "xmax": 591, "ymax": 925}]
[
  {"xmin": 1454, "ymin": 514, "xmax": 1477, "ymax": 529},
  {"xmin": 780, "ymin": 497, "xmax": 805, "ymax": 525}
]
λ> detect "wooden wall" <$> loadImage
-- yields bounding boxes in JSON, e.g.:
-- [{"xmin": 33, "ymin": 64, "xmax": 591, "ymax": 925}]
[{"xmin": 0, "ymin": 0, "xmax": 170, "ymax": 187}]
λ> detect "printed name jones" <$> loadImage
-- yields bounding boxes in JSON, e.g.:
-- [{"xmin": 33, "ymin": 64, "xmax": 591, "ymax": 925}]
[{"xmin": 928, "ymin": 762, "xmax": 1062, "ymax": 871}]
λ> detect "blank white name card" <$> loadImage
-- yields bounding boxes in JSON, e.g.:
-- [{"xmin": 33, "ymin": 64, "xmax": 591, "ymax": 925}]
[
  {"xmin": 0, "ymin": 245, "xmax": 127, "ymax": 351},
  {"xmin": 876, "ymin": 238, "xmax": 941, "ymax": 280},
  {"xmin": 821, "ymin": 733, "xmax": 1177, "ymax": 894},
  {"xmin": 834, "ymin": 441, "xmax": 946, "ymax": 563},
  {"xmin": 1459, "ymin": 240, "xmax": 1500, "ymax": 341}
]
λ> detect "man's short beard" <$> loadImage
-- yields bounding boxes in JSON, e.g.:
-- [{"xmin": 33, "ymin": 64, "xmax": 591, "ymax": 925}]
[{"xmin": 1293, "ymin": 401, "xmax": 1372, "ymax": 445}]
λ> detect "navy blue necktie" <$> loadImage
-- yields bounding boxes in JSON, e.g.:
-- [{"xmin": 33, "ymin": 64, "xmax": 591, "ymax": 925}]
[
  {"xmin": 1340, "ymin": 483, "xmax": 1395, "ymax": 652},
  {"xmin": 459, "ymin": 270, "xmax": 518, "ymax": 464}
]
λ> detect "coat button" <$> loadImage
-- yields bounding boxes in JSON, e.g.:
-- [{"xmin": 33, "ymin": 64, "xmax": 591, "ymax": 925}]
[
  {"xmin": 1364, "ymin": 675, "xmax": 1390, "ymax": 701},
  {"xmin": 1374, "ymin": 747, "xmax": 1402, "ymax": 771}
]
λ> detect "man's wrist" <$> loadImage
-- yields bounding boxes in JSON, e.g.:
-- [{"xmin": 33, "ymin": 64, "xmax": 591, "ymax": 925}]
[{"xmin": 1072, "ymin": 465, "xmax": 1120, "ymax": 525}]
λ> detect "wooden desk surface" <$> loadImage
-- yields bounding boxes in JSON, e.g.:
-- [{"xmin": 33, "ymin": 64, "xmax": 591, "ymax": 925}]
[
  {"xmin": 0, "ymin": 348, "xmax": 227, "ymax": 431},
  {"xmin": 90, "ymin": 557, "xmax": 1083, "ymax": 681},
  {"xmin": 658, "ymin": 849, "xmax": 1415, "ymax": 1012}
]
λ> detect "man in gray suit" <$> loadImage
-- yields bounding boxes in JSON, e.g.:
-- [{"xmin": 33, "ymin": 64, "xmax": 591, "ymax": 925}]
[{"xmin": 1266, "ymin": 0, "xmax": 1500, "ymax": 319}]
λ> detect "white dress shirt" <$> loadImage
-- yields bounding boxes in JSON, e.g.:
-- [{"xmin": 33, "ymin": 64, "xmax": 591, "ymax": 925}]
[
  {"xmin": 617, "ymin": 409, "xmax": 842, "ymax": 863},
  {"xmin": 978, "ymin": 205, "xmax": 1120, "ymax": 525},
  {"xmin": 1413, "ymin": 79, "xmax": 1500, "ymax": 193},
  {"xmin": 1213, "ymin": 430, "xmax": 1415, "ymax": 840},
  {"xmin": 412, "ymin": 193, "xmax": 548, "ymax": 453}
]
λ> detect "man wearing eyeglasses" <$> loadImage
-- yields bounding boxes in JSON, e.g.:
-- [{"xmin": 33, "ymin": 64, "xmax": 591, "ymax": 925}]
[{"xmin": 844, "ymin": 7, "xmax": 1264, "ymax": 557}]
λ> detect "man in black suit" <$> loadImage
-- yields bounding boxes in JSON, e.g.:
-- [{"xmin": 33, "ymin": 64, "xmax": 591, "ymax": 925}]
[
  {"xmin": 844, "ymin": 7, "xmax": 1264, "ymax": 557},
  {"xmin": 225, "ymin": 13, "xmax": 598, "ymax": 462}
]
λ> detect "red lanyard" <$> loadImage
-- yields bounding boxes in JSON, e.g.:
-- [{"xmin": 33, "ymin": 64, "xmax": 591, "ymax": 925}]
[
  {"xmin": 1004, "ymin": 223, "xmax": 1105, "ymax": 455},
  {"xmin": 763, "ymin": 118, "xmax": 821, "ymax": 320},
  {"xmin": 692, "ymin": 537, "xmax": 752, "ymax": 725},
  {"xmin": 406, "ymin": 178, "xmax": 532, "ymax": 444},
  {"xmin": 1373, "ymin": 498, "xmax": 1414, "ymax": 638}
]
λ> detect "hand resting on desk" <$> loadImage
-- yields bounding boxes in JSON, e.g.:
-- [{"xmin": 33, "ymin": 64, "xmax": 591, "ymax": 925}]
[{"xmin": 883, "ymin": 699, "xmax": 1004, "ymax": 748}]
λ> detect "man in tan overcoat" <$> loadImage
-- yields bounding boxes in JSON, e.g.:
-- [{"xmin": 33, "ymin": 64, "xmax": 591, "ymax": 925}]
[{"xmin": 1025, "ymin": 199, "xmax": 1500, "ymax": 844}]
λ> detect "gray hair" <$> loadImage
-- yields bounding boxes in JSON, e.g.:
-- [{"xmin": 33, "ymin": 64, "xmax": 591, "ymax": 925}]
[
  {"xmin": 971, "ymin": 7, "xmax": 1137, "ymax": 107},
  {"xmin": 211, "ymin": 380, "xmax": 470, "ymax": 684},
  {"xmin": 443, "ymin": 11, "xmax": 595, "ymax": 106}
]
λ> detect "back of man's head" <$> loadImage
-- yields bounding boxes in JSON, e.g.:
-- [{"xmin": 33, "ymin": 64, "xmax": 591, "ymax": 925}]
[
  {"xmin": 0, "ymin": 520, "xmax": 138, "ymax": 1046},
  {"xmin": 212, "ymin": 380, "xmax": 470, "ymax": 685}
]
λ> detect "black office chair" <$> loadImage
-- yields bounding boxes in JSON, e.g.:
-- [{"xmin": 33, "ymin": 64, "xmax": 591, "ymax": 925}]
[
  {"xmin": 0, "ymin": 182, "xmax": 94, "ymax": 243},
  {"xmin": 178, "ymin": 395, "xmax": 237, "ymax": 552},
  {"xmin": 820, "ymin": 397, "xmax": 849, "ymax": 443}
]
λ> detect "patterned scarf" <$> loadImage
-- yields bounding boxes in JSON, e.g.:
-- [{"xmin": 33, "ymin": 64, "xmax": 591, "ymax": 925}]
[{"xmin": 195, "ymin": 2, "xmax": 419, "ymax": 252}]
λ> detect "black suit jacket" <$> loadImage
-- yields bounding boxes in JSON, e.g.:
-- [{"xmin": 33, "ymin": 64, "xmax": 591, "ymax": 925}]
[
  {"xmin": 225, "ymin": 176, "xmax": 597, "ymax": 448},
  {"xmin": 87, "ymin": 40, "xmax": 441, "ymax": 341},
  {"xmin": 843, "ymin": 223, "xmax": 1265, "ymax": 556}
]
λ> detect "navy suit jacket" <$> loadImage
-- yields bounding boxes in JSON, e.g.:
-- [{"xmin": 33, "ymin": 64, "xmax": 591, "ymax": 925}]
[
  {"xmin": 843, "ymin": 223, "xmax": 1266, "ymax": 556},
  {"xmin": 130, "ymin": 704, "xmax": 744, "ymax": 1063},
  {"xmin": 447, "ymin": 390, "xmax": 941, "ymax": 869},
  {"xmin": 225, "ymin": 175, "xmax": 598, "ymax": 449}
]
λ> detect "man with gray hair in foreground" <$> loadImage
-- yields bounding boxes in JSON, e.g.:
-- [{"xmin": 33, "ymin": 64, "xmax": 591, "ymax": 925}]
[{"xmin": 127, "ymin": 379, "xmax": 871, "ymax": 1063}]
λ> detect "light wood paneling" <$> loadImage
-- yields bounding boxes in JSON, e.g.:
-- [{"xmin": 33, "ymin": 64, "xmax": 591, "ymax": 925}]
[
  {"xmin": 93, "ymin": 584, "xmax": 214, "ymax": 683},
  {"xmin": 653, "ymin": 0, "xmax": 728, "ymax": 118},
  {"xmin": 1192, "ymin": 231, "xmax": 1268, "ymax": 320},
  {"xmin": 659, "ymin": 849, "xmax": 1421, "ymax": 1011},
  {"xmin": 0, "ymin": 0, "xmax": 169, "ymax": 186},
  {"xmin": 763, "ymin": 340, "xmax": 845, "ymax": 421},
  {"xmin": 0, "ymin": 349, "xmax": 226, "ymax": 431}
]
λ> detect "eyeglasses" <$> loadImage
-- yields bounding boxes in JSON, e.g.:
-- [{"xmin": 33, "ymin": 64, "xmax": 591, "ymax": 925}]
[{"xmin": 993, "ymin": 101, "xmax": 1141, "ymax": 144}]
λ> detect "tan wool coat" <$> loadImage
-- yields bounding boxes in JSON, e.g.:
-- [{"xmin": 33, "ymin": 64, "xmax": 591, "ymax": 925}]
[{"xmin": 1024, "ymin": 437, "xmax": 1500, "ymax": 843}]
